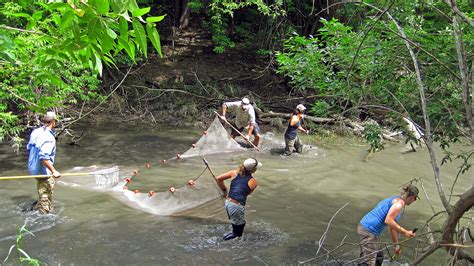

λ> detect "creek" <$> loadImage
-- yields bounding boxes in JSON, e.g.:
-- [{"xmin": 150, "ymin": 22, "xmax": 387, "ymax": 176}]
[{"xmin": 0, "ymin": 122, "xmax": 470, "ymax": 265}]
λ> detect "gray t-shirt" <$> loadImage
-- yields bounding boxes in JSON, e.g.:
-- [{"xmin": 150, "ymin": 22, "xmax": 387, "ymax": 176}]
[{"xmin": 224, "ymin": 101, "xmax": 257, "ymax": 129}]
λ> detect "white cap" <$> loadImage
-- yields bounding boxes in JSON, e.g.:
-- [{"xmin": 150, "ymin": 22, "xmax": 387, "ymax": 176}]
[
  {"xmin": 242, "ymin": 97, "xmax": 250, "ymax": 105},
  {"xmin": 296, "ymin": 104, "xmax": 306, "ymax": 112},
  {"xmin": 43, "ymin": 111, "xmax": 57, "ymax": 122},
  {"xmin": 243, "ymin": 158, "xmax": 262, "ymax": 172}
]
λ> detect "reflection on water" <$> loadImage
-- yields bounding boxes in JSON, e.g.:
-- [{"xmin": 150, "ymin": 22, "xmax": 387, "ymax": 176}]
[{"xmin": 0, "ymin": 123, "xmax": 470, "ymax": 264}]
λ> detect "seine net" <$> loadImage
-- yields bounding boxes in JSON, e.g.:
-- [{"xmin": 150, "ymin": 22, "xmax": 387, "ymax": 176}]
[
  {"xmin": 119, "ymin": 164, "xmax": 226, "ymax": 218},
  {"xmin": 179, "ymin": 116, "xmax": 245, "ymax": 158},
  {"xmin": 92, "ymin": 167, "xmax": 120, "ymax": 188},
  {"xmin": 115, "ymin": 116, "xmax": 244, "ymax": 218},
  {"xmin": 57, "ymin": 166, "xmax": 122, "ymax": 190}
]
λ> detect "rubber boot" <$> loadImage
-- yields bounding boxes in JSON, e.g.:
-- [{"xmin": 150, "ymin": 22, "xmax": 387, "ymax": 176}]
[
  {"xmin": 223, "ymin": 224, "xmax": 239, "ymax": 241},
  {"xmin": 223, "ymin": 223, "xmax": 246, "ymax": 240},
  {"xmin": 234, "ymin": 223, "xmax": 245, "ymax": 237}
]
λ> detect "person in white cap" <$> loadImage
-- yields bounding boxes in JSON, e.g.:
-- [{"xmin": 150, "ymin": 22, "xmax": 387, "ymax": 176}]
[
  {"xmin": 215, "ymin": 158, "xmax": 261, "ymax": 240},
  {"xmin": 283, "ymin": 104, "xmax": 309, "ymax": 155},
  {"xmin": 27, "ymin": 111, "xmax": 61, "ymax": 214},
  {"xmin": 220, "ymin": 97, "xmax": 261, "ymax": 147}
]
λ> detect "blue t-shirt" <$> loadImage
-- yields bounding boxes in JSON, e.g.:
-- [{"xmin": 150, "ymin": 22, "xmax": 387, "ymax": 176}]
[
  {"xmin": 360, "ymin": 196, "xmax": 402, "ymax": 236},
  {"xmin": 27, "ymin": 126, "xmax": 56, "ymax": 175}
]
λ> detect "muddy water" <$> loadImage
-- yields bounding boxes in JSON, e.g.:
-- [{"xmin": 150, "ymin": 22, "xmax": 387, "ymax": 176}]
[{"xmin": 0, "ymin": 123, "xmax": 470, "ymax": 265}]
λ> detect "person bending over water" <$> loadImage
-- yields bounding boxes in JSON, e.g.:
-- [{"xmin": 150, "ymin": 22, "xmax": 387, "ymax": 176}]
[
  {"xmin": 220, "ymin": 97, "xmax": 261, "ymax": 147},
  {"xmin": 284, "ymin": 104, "xmax": 309, "ymax": 155},
  {"xmin": 357, "ymin": 184, "xmax": 419, "ymax": 265},
  {"xmin": 215, "ymin": 158, "xmax": 261, "ymax": 240}
]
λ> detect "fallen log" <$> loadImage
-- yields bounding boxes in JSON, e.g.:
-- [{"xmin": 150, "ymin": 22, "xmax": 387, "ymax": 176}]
[{"xmin": 260, "ymin": 111, "xmax": 399, "ymax": 142}]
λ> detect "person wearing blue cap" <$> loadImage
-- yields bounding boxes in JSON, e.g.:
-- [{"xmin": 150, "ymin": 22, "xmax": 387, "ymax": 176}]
[
  {"xmin": 215, "ymin": 158, "xmax": 262, "ymax": 240},
  {"xmin": 27, "ymin": 112, "xmax": 61, "ymax": 214}
]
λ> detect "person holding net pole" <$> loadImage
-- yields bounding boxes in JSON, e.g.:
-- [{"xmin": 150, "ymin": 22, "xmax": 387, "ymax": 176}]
[
  {"xmin": 357, "ymin": 184, "xmax": 419, "ymax": 265},
  {"xmin": 284, "ymin": 104, "xmax": 309, "ymax": 156},
  {"xmin": 27, "ymin": 111, "xmax": 61, "ymax": 214},
  {"xmin": 219, "ymin": 97, "xmax": 261, "ymax": 148},
  {"xmin": 215, "ymin": 158, "xmax": 261, "ymax": 241}
]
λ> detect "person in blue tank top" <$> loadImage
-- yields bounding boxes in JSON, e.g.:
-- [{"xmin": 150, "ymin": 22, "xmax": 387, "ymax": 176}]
[
  {"xmin": 215, "ymin": 158, "xmax": 261, "ymax": 241},
  {"xmin": 357, "ymin": 184, "xmax": 419, "ymax": 265},
  {"xmin": 284, "ymin": 104, "xmax": 309, "ymax": 155}
]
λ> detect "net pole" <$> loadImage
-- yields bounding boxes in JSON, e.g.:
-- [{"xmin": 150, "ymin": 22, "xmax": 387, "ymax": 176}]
[
  {"xmin": 201, "ymin": 157, "xmax": 226, "ymax": 205},
  {"xmin": 0, "ymin": 172, "xmax": 91, "ymax": 180},
  {"xmin": 213, "ymin": 111, "xmax": 260, "ymax": 151}
]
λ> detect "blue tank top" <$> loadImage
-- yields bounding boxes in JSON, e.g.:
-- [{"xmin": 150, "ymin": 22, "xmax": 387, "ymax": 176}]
[
  {"xmin": 284, "ymin": 115, "xmax": 302, "ymax": 140},
  {"xmin": 360, "ymin": 196, "xmax": 402, "ymax": 236},
  {"xmin": 228, "ymin": 173, "xmax": 253, "ymax": 206}
]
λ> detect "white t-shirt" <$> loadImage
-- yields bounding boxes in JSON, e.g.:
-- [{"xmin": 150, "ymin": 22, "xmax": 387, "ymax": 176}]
[
  {"xmin": 224, "ymin": 101, "xmax": 257, "ymax": 129},
  {"xmin": 403, "ymin": 117, "xmax": 423, "ymax": 140}
]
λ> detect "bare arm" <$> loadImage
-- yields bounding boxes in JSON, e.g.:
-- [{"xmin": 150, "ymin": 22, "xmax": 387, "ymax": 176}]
[
  {"xmin": 42, "ymin": 160, "xmax": 60, "ymax": 178},
  {"xmin": 385, "ymin": 198, "xmax": 415, "ymax": 254},
  {"xmin": 215, "ymin": 169, "xmax": 237, "ymax": 196},
  {"xmin": 221, "ymin": 104, "xmax": 228, "ymax": 117},
  {"xmin": 297, "ymin": 125, "xmax": 307, "ymax": 133},
  {"xmin": 385, "ymin": 199, "xmax": 414, "ymax": 237},
  {"xmin": 246, "ymin": 125, "xmax": 254, "ymax": 139},
  {"xmin": 247, "ymin": 178, "xmax": 258, "ymax": 194},
  {"xmin": 289, "ymin": 115, "xmax": 298, "ymax": 126}
]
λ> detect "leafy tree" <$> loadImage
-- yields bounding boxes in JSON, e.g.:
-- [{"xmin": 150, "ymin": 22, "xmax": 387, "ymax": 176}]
[
  {"xmin": 276, "ymin": 0, "xmax": 473, "ymax": 263},
  {"xmin": 0, "ymin": 0, "xmax": 164, "ymax": 142}
]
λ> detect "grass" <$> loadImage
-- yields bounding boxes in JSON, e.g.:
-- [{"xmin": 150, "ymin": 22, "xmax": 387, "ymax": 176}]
[{"xmin": 2, "ymin": 223, "xmax": 42, "ymax": 265}]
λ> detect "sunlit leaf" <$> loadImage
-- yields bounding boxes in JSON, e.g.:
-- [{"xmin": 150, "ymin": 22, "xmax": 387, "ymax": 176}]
[
  {"xmin": 95, "ymin": 0, "xmax": 110, "ymax": 14},
  {"xmin": 106, "ymin": 28, "xmax": 117, "ymax": 39},
  {"xmin": 132, "ymin": 7, "xmax": 150, "ymax": 17},
  {"xmin": 146, "ymin": 24, "xmax": 161, "ymax": 57},
  {"xmin": 132, "ymin": 18, "xmax": 147, "ymax": 57},
  {"xmin": 146, "ymin": 15, "xmax": 165, "ymax": 23}
]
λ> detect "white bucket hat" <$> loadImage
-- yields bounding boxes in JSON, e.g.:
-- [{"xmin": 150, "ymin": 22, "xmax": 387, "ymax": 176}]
[{"xmin": 243, "ymin": 158, "xmax": 262, "ymax": 172}]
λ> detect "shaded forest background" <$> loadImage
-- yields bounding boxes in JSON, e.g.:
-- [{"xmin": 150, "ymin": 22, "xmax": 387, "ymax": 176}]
[{"xmin": 0, "ymin": 0, "xmax": 473, "ymax": 264}]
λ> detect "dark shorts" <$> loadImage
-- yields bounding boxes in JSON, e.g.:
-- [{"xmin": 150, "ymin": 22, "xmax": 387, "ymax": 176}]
[{"xmin": 231, "ymin": 123, "xmax": 260, "ymax": 137}]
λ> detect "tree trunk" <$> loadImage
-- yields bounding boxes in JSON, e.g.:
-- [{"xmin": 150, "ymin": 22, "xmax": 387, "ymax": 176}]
[
  {"xmin": 174, "ymin": 0, "xmax": 190, "ymax": 29},
  {"xmin": 179, "ymin": 0, "xmax": 190, "ymax": 29},
  {"xmin": 451, "ymin": 7, "xmax": 473, "ymax": 144},
  {"xmin": 440, "ymin": 186, "xmax": 474, "ymax": 262}
]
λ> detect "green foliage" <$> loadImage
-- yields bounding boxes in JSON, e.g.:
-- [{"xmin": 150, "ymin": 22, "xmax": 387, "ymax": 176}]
[
  {"xmin": 310, "ymin": 101, "xmax": 331, "ymax": 117},
  {"xmin": 363, "ymin": 123, "xmax": 384, "ymax": 153},
  {"xmin": 276, "ymin": 7, "xmax": 472, "ymax": 143},
  {"xmin": 188, "ymin": 0, "xmax": 205, "ymax": 12},
  {"xmin": 3, "ymin": 224, "xmax": 42, "ymax": 265},
  {"xmin": 0, "ymin": 0, "xmax": 163, "ymax": 141},
  {"xmin": 208, "ymin": 0, "xmax": 284, "ymax": 53}
]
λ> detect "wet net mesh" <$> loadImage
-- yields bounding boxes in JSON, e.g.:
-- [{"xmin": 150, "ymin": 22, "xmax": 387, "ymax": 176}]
[
  {"xmin": 118, "ymin": 165, "xmax": 226, "ymax": 218},
  {"xmin": 59, "ymin": 117, "xmax": 243, "ymax": 218},
  {"xmin": 179, "ymin": 116, "xmax": 245, "ymax": 158},
  {"xmin": 112, "ymin": 116, "xmax": 244, "ymax": 218}
]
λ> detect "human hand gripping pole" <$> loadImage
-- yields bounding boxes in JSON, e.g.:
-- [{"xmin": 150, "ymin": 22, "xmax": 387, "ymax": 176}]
[{"xmin": 213, "ymin": 111, "xmax": 260, "ymax": 151}]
